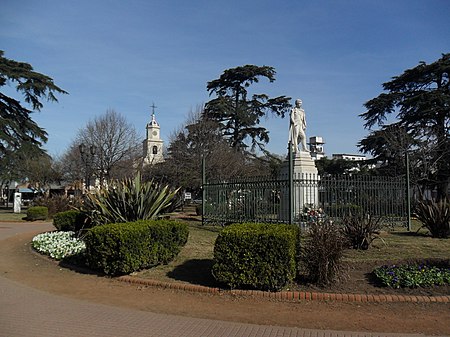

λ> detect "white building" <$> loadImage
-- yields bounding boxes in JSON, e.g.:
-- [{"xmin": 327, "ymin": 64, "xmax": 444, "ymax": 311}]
[
  {"xmin": 143, "ymin": 112, "xmax": 164, "ymax": 165},
  {"xmin": 332, "ymin": 153, "xmax": 366, "ymax": 161},
  {"xmin": 308, "ymin": 136, "xmax": 326, "ymax": 160}
]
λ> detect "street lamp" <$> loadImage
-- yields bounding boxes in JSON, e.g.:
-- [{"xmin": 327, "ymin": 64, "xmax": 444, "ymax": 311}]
[{"xmin": 79, "ymin": 143, "xmax": 96, "ymax": 193}]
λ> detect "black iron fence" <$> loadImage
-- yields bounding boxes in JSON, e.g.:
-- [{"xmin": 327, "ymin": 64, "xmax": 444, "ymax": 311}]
[{"xmin": 202, "ymin": 159, "xmax": 407, "ymax": 227}]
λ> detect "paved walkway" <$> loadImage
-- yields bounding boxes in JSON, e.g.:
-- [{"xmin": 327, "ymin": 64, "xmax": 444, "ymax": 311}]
[{"xmin": 0, "ymin": 222, "xmax": 445, "ymax": 337}]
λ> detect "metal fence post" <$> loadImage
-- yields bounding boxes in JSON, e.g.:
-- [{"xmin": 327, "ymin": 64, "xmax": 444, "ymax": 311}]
[
  {"xmin": 202, "ymin": 155, "xmax": 206, "ymax": 226},
  {"xmin": 405, "ymin": 151, "xmax": 412, "ymax": 231},
  {"xmin": 288, "ymin": 142, "xmax": 294, "ymax": 225}
]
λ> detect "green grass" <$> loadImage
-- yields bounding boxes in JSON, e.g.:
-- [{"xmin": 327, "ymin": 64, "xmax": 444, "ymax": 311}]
[
  {"xmin": 133, "ymin": 219, "xmax": 449, "ymax": 287},
  {"xmin": 0, "ymin": 206, "xmax": 28, "ymax": 221},
  {"xmin": 343, "ymin": 221, "xmax": 450, "ymax": 262},
  {"xmin": 134, "ymin": 222, "xmax": 220, "ymax": 287}
]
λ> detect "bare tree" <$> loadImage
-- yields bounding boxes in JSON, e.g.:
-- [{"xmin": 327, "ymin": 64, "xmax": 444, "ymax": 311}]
[{"xmin": 65, "ymin": 109, "xmax": 141, "ymax": 186}]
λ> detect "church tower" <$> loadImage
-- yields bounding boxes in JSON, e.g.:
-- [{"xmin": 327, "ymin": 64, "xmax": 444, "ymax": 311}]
[{"xmin": 143, "ymin": 107, "xmax": 164, "ymax": 165}]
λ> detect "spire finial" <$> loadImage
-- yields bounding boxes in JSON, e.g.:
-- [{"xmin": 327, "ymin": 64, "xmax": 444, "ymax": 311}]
[{"xmin": 150, "ymin": 102, "xmax": 157, "ymax": 117}]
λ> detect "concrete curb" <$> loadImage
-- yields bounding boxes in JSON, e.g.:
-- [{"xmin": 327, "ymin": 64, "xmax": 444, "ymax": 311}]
[{"xmin": 117, "ymin": 275, "xmax": 450, "ymax": 303}]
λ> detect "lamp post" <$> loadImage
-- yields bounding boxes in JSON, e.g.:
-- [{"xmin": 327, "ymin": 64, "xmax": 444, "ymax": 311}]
[{"xmin": 79, "ymin": 143, "xmax": 96, "ymax": 193}]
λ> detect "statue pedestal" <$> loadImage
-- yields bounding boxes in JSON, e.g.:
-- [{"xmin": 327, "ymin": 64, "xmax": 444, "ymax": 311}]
[{"xmin": 279, "ymin": 151, "xmax": 319, "ymax": 222}]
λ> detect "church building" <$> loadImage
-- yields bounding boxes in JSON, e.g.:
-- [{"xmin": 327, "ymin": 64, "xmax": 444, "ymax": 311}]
[{"xmin": 143, "ymin": 111, "xmax": 164, "ymax": 165}]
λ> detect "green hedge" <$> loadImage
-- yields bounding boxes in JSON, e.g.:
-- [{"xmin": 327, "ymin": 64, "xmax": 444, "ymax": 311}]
[
  {"xmin": 84, "ymin": 220, "xmax": 189, "ymax": 275},
  {"xmin": 212, "ymin": 222, "xmax": 300, "ymax": 291},
  {"xmin": 26, "ymin": 206, "xmax": 48, "ymax": 221},
  {"xmin": 53, "ymin": 210, "xmax": 87, "ymax": 232}
]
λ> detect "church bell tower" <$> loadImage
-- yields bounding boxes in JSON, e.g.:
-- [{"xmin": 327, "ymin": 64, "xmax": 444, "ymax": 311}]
[{"xmin": 143, "ymin": 104, "xmax": 164, "ymax": 165}]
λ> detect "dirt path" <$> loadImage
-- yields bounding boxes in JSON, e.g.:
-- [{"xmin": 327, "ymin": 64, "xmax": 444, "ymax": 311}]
[{"xmin": 0, "ymin": 227, "xmax": 449, "ymax": 336}]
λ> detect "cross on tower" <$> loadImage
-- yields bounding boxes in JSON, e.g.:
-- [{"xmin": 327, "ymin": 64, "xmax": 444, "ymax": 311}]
[{"xmin": 150, "ymin": 102, "xmax": 157, "ymax": 115}]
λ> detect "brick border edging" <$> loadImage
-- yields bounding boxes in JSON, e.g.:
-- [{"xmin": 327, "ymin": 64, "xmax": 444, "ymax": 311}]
[{"xmin": 117, "ymin": 275, "xmax": 450, "ymax": 303}]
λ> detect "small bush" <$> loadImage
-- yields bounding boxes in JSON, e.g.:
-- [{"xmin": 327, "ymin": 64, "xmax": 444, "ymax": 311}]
[
  {"xmin": 414, "ymin": 199, "xmax": 449, "ymax": 238},
  {"xmin": 53, "ymin": 210, "xmax": 88, "ymax": 232},
  {"xmin": 373, "ymin": 261, "xmax": 450, "ymax": 288},
  {"xmin": 26, "ymin": 206, "xmax": 48, "ymax": 221},
  {"xmin": 301, "ymin": 220, "xmax": 346, "ymax": 286},
  {"xmin": 340, "ymin": 213, "xmax": 383, "ymax": 250},
  {"xmin": 212, "ymin": 223, "xmax": 300, "ymax": 291},
  {"xmin": 84, "ymin": 220, "xmax": 189, "ymax": 275}
]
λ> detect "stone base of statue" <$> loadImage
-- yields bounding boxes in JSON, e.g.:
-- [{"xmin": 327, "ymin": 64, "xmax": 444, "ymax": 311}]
[{"xmin": 279, "ymin": 151, "xmax": 319, "ymax": 223}]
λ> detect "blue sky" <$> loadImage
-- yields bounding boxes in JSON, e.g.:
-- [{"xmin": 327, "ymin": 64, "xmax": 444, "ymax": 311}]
[{"xmin": 1, "ymin": 0, "xmax": 449, "ymax": 158}]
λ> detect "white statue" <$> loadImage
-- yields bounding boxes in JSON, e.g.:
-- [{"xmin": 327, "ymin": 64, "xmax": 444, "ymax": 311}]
[{"xmin": 289, "ymin": 99, "xmax": 308, "ymax": 153}]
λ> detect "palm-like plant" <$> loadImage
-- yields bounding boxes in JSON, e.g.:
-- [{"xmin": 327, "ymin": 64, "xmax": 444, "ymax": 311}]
[
  {"xmin": 414, "ymin": 199, "xmax": 450, "ymax": 238},
  {"xmin": 82, "ymin": 173, "xmax": 180, "ymax": 226}
]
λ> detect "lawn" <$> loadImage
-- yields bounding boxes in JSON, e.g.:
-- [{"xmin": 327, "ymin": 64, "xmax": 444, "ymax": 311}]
[
  {"xmin": 134, "ymin": 219, "xmax": 450, "ymax": 289},
  {"xmin": 0, "ymin": 205, "xmax": 28, "ymax": 222}
]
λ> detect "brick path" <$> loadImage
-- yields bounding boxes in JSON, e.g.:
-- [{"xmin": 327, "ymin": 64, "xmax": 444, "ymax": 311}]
[{"xmin": 0, "ymin": 222, "xmax": 446, "ymax": 337}]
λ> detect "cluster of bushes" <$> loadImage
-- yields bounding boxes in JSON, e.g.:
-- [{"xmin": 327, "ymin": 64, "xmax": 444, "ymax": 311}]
[
  {"xmin": 31, "ymin": 173, "xmax": 187, "ymax": 276},
  {"xmin": 33, "ymin": 195, "xmax": 84, "ymax": 218},
  {"xmin": 211, "ymin": 219, "xmax": 354, "ymax": 290}
]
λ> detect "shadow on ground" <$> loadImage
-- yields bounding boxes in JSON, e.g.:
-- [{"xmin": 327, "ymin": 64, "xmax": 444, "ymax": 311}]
[{"xmin": 167, "ymin": 258, "xmax": 219, "ymax": 288}]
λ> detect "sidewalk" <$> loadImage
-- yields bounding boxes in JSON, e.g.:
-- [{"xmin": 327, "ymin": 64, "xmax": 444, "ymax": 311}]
[{"xmin": 0, "ymin": 222, "xmax": 446, "ymax": 337}]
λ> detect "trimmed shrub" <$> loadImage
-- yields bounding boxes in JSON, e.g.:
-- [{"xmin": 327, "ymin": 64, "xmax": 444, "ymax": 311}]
[
  {"xmin": 53, "ymin": 210, "xmax": 88, "ymax": 232},
  {"xmin": 26, "ymin": 206, "xmax": 48, "ymax": 221},
  {"xmin": 301, "ymin": 220, "xmax": 346, "ymax": 286},
  {"xmin": 84, "ymin": 220, "xmax": 189, "ymax": 275},
  {"xmin": 212, "ymin": 223, "xmax": 300, "ymax": 291},
  {"xmin": 414, "ymin": 199, "xmax": 449, "ymax": 238}
]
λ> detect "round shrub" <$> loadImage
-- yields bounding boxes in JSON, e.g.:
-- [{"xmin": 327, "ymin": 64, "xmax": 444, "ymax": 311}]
[
  {"xmin": 26, "ymin": 206, "xmax": 48, "ymax": 221},
  {"xmin": 53, "ymin": 210, "xmax": 87, "ymax": 232}
]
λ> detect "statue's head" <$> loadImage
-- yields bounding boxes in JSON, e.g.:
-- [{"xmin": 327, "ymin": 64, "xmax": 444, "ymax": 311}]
[{"xmin": 295, "ymin": 99, "xmax": 302, "ymax": 106}]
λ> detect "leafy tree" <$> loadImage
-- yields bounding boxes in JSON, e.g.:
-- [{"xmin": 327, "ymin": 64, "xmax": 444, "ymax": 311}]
[
  {"xmin": 204, "ymin": 65, "xmax": 291, "ymax": 151},
  {"xmin": 315, "ymin": 157, "xmax": 365, "ymax": 176},
  {"xmin": 0, "ymin": 50, "xmax": 67, "ymax": 157},
  {"xmin": 144, "ymin": 109, "xmax": 274, "ymax": 196},
  {"xmin": 360, "ymin": 54, "xmax": 450, "ymax": 200}
]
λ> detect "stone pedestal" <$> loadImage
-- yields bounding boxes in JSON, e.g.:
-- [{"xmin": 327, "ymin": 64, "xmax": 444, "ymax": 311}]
[
  {"xmin": 14, "ymin": 192, "xmax": 21, "ymax": 214},
  {"xmin": 279, "ymin": 151, "xmax": 319, "ymax": 222}
]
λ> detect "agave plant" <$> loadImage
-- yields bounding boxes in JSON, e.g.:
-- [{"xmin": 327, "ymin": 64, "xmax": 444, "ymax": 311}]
[
  {"xmin": 82, "ymin": 173, "xmax": 180, "ymax": 226},
  {"xmin": 414, "ymin": 199, "xmax": 450, "ymax": 238},
  {"xmin": 340, "ymin": 213, "xmax": 384, "ymax": 250}
]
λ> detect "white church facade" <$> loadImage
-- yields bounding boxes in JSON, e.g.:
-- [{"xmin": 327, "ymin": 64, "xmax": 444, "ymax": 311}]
[{"xmin": 143, "ymin": 112, "xmax": 164, "ymax": 165}]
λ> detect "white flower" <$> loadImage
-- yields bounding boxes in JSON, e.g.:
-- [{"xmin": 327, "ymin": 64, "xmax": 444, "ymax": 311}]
[{"xmin": 32, "ymin": 231, "xmax": 86, "ymax": 260}]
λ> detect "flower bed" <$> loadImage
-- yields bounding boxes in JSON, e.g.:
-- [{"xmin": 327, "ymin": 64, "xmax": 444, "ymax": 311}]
[
  {"xmin": 32, "ymin": 231, "xmax": 86, "ymax": 260},
  {"xmin": 373, "ymin": 263, "xmax": 450, "ymax": 288}
]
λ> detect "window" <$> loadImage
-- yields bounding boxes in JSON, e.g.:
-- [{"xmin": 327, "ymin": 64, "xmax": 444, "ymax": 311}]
[{"xmin": 152, "ymin": 145, "xmax": 158, "ymax": 154}]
